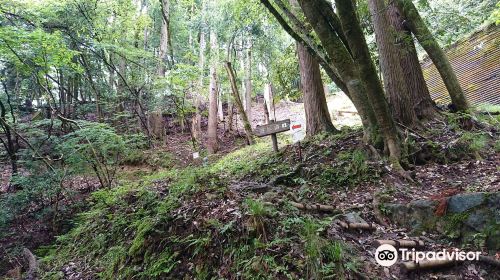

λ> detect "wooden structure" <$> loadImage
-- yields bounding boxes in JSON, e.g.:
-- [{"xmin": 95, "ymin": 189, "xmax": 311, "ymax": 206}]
[
  {"xmin": 421, "ymin": 24, "xmax": 500, "ymax": 106},
  {"xmin": 254, "ymin": 119, "xmax": 290, "ymax": 152}
]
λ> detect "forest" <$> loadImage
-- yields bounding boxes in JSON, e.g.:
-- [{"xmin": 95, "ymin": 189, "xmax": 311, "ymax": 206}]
[{"xmin": 0, "ymin": 0, "xmax": 499, "ymax": 279}]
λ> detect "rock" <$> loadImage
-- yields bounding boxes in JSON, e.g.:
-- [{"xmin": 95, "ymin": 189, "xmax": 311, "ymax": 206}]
[
  {"xmin": 384, "ymin": 192, "xmax": 499, "ymax": 251},
  {"xmin": 464, "ymin": 209, "xmax": 489, "ymax": 231},
  {"xmin": 384, "ymin": 203, "xmax": 408, "ymax": 225},
  {"xmin": 447, "ymin": 192, "xmax": 485, "ymax": 213},
  {"xmin": 344, "ymin": 212, "xmax": 366, "ymax": 224},
  {"xmin": 486, "ymin": 192, "xmax": 500, "ymax": 209}
]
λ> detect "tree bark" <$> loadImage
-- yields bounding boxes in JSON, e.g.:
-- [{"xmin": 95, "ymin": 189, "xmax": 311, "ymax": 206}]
[
  {"xmin": 224, "ymin": 61, "xmax": 254, "ymax": 145},
  {"xmin": 0, "ymin": 84, "xmax": 17, "ymax": 176},
  {"xmin": 395, "ymin": 0, "xmax": 469, "ymax": 111},
  {"xmin": 207, "ymin": 31, "xmax": 218, "ymax": 154},
  {"xmin": 227, "ymin": 96, "xmax": 234, "ymax": 132},
  {"xmin": 157, "ymin": 0, "xmax": 173, "ymax": 76},
  {"xmin": 207, "ymin": 66, "xmax": 218, "ymax": 153},
  {"xmin": 262, "ymin": 0, "xmax": 350, "ymax": 97},
  {"xmin": 368, "ymin": 0, "xmax": 418, "ymax": 127},
  {"xmin": 192, "ymin": 0, "xmax": 206, "ymax": 146},
  {"xmin": 290, "ymin": 0, "xmax": 336, "ymax": 136},
  {"xmin": 334, "ymin": 0, "xmax": 401, "ymax": 161},
  {"xmin": 297, "ymin": 42, "xmax": 337, "ymax": 136},
  {"xmin": 387, "ymin": 3, "xmax": 437, "ymax": 120},
  {"xmin": 244, "ymin": 39, "xmax": 252, "ymax": 123},
  {"xmin": 297, "ymin": 0, "xmax": 378, "ymax": 144},
  {"xmin": 218, "ymin": 88, "xmax": 224, "ymax": 122},
  {"xmin": 263, "ymin": 83, "xmax": 274, "ymax": 121}
]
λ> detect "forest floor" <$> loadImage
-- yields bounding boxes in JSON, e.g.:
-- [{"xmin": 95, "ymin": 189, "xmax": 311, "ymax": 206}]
[
  {"xmin": 23, "ymin": 111, "xmax": 498, "ymax": 280},
  {"xmin": 154, "ymin": 92, "xmax": 360, "ymax": 169},
  {"xmin": 1, "ymin": 100, "xmax": 500, "ymax": 279}
]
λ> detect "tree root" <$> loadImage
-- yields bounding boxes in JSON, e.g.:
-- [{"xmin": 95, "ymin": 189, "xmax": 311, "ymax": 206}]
[{"xmin": 269, "ymin": 163, "xmax": 304, "ymax": 186}]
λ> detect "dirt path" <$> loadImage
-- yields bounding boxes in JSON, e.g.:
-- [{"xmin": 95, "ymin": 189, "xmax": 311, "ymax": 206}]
[{"xmin": 251, "ymin": 92, "xmax": 362, "ymax": 129}]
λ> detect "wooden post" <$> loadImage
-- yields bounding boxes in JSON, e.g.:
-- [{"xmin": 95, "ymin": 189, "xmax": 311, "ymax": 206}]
[
  {"xmin": 254, "ymin": 119, "xmax": 290, "ymax": 152},
  {"xmin": 297, "ymin": 141, "xmax": 302, "ymax": 161},
  {"xmin": 270, "ymin": 120, "xmax": 278, "ymax": 152},
  {"xmin": 271, "ymin": 133, "xmax": 278, "ymax": 152}
]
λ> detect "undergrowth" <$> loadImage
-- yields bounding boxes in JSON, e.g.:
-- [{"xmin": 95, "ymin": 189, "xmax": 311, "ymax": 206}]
[{"xmin": 39, "ymin": 136, "xmax": 363, "ymax": 279}]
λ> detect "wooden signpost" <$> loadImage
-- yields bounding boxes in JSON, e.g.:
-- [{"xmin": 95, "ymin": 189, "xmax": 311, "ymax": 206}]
[
  {"xmin": 254, "ymin": 119, "xmax": 291, "ymax": 152},
  {"xmin": 291, "ymin": 122, "xmax": 304, "ymax": 161}
]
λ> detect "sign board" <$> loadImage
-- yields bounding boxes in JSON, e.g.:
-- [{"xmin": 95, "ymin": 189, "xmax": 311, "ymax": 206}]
[
  {"xmin": 254, "ymin": 119, "xmax": 291, "ymax": 137},
  {"xmin": 291, "ymin": 121, "xmax": 305, "ymax": 143},
  {"xmin": 192, "ymin": 152, "xmax": 200, "ymax": 159}
]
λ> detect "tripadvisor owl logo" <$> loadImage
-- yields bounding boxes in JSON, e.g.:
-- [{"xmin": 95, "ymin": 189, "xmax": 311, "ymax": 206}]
[
  {"xmin": 375, "ymin": 244, "xmax": 398, "ymax": 267},
  {"xmin": 374, "ymin": 244, "xmax": 482, "ymax": 267}
]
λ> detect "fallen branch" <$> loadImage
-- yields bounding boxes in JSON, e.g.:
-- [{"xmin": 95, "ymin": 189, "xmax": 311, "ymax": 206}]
[
  {"xmin": 265, "ymin": 199, "xmax": 342, "ymax": 214},
  {"xmin": 339, "ymin": 221, "xmax": 376, "ymax": 231},
  {"xmin": 287, "ymin": 201, "xmax": 341, "ymax": 213},
  {"xmin": 372, "ymin": 239, "xmax": 424, "ymax": 248},
  {"xmin": 400, "ymin": 259, "xmax": 458, "ymax": 273}
]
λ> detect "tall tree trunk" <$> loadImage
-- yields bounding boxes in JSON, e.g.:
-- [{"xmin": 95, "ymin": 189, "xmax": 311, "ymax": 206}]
[
  {"xmin": 0, "ymin": 84, "xmax": 18, "ymax": 176},
  {"xmin": 227, "ymin": 97, "xmax": 234, "ymax": 132},
  {"xmin": 263, "ymin": 83, "xmax": 274, "ymax": 121},
  {"xmin": 395, "ymin": 0, "xmax": 469, "ymax": 111},
  {"xmin": 157, "ymin": 0, "xmax": 173, "ymax": 76},
  {"xmin": 290, "ymin": 0, "xmax": 336, "ymax": 136},
  {"xmin": 333, "ymin": 0, "xmax": 401, "ymax": 161},
  {"xmin": 387, "ymin": 3, "xmax": 437, "ymax": 120},
  {"xmin": 117, "ymin": 58, "xmax": 126, "ymax": 112},
  {"xmin": 218, "ymin": 88, "xmax": 224, "ymax": 122},
  {"xmin": 297, "ymin": 42, "xmax": 337, "ymax": 136},
  {"xmin": 368, "ymin": 0, "xmax": 418, "ymax": 127},
  {"xmin": 224, "ymin": 62, "xmax": 254, "ymax": 145},
  {"xmin": 192, "ymin": 0, "xmax": 206, "ymax": 146},
  {"xmin": 207, "ymin": 67, "xmax": 218, "ymax": 153},
  {"xmin": 299, "ymin": 0, "xmax": 378, "ymax": 143},
  {"xmin": 244, "ymin": 39, "xmax": 252, "ymax": 123},
  {"xmin": 207, "ymin": 31, "xmax": 219, "ymax": 154}
]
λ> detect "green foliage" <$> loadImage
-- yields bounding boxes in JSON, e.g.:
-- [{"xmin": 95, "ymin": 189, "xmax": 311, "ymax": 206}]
[
  {"xmin": 245, "ymin": 198, "xmax": 272, "ymax": 218},
  {"xmin": 58, "ymin": 121, "xmax": 125, "ymax": 187},
  {"xmin": 451, "ymin": 131, "xmax": 489, "ymax": 159},
  {"xmin": 419, "ymin": 0, "xmax": 498, "ymax": 46},
  {"xmin": 316, "ymin": 148, "xmax": 373, "ymax": 188},
  {"xmin": 209, "ymin": 141, "xmax": 276, "ymax": 178},
  {"xmin": 0, "ymin": 171, "xmax": 65, "ymax": 231}
]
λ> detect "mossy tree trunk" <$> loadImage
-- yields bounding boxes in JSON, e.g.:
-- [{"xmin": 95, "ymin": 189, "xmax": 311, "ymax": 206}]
[
  {"xmin": 387, "ymin": 3, "xmax": 438, "ymax": 121},
  {"xmin": 368, "ymin": 0, "xmax": 418, "ymax": 127},
  {"xmin": 297, "ymin": 0, "xmax": 379, "ymax": 145},
  {"xmin": 157, "ymin": 0, "xmax": 172, "ymax": 76},
  {"xmin": 395, "ymin": 0, "xmax": 469, "ymax": 111},
  {"xmin": 334, "ymin": 0, "xmax": 401, "ymax": 161}
]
